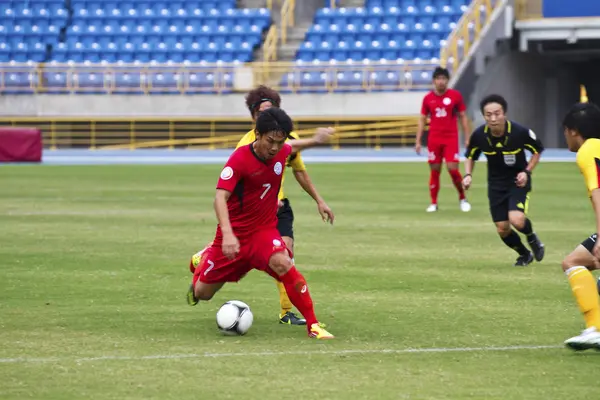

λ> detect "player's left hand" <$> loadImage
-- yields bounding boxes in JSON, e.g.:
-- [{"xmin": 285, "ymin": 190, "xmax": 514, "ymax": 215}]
[
  {"xmin": 515, "ymin": 172, "xmax": 528, "ymax": 188},
  {"xmin": 317, "ymin": 201, "xmax": 335, "ymax": 224}
]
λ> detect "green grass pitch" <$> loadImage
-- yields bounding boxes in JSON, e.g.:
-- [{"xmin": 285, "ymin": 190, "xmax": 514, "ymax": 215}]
[{"xmin": 1, "ymin": 162, "xmax": 599, "ymax": 399}]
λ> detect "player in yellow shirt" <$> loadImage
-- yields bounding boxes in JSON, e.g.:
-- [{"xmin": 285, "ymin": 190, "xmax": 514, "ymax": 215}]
[
  {"xmin": 188, "ymin": 86, "xmax": 335, "ymax": 326},
  {"xmin": 561, "ymin": 99, "xmax": 600, "ymax": 350}
]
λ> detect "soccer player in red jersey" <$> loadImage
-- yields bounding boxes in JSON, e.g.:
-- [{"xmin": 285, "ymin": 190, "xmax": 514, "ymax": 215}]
[
  {"xmin": 187, "ymin": 107, "xmax": 335, "ymax": 339},
  {"xmin": 415, "ymin": 67, "xmax": 472, "ymax": 213}
]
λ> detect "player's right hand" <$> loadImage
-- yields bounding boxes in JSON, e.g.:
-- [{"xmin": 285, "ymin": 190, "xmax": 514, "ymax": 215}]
[
  {"xmin": 222, "ymin": 233, "xmax": 240, "ymax": 260},
  {"xmin": 314, "ymin": 127, "xmax": 335, "ymax": 144},
  {"xmin": 415, "ymin": 143, "xmax": 422, "ymax": 155},
  {"xmin": 462, "ymin": 175, "xmax": 472, "ymax": 190}
]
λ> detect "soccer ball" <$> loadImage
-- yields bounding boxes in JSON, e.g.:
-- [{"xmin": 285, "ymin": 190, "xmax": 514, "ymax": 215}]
[{"xmin": 216, "ymin": 300, "xmax": 254, "ymax": 336}]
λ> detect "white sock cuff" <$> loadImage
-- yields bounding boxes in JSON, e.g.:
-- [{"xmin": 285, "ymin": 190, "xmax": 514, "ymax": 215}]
[{"xmin": 565, "ymin": 266, "xmax": 588, "ymax": 277}]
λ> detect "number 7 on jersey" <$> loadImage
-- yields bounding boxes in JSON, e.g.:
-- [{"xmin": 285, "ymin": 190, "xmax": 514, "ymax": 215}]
[{"xmin": 260, "ymin": 183, "xmax": 271, "ymax": 199}]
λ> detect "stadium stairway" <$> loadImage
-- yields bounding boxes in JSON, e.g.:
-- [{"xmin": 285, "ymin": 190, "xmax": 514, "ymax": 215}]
[{"xmin": 243, "ymin": 0, "xmax": 324, "ymax": 62}]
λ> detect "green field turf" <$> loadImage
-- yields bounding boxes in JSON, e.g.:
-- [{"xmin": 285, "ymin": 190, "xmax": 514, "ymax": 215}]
[{"xmin": 1, "ymin": 162, "xmax": 599, "ymax": 399}]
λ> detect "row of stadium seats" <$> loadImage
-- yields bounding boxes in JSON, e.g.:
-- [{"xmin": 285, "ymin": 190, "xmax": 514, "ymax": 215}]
[
  {"xmin": 65, "ymin": 20, "xmax": 268, "ymax": 35},
  {"xmin": 316, "ymin": 5, "xmax": 467, "ymax": 18},
  {"xmin": 312, "ymin": 16, "xmax": 461, "ymax": 31},
  {"xmin": 0, "ymin": 69, "xmax": 433, "ymax": 94},
  {"xmin": 366, "ymin": 0, "xmax": 466, "ymax": 8}
]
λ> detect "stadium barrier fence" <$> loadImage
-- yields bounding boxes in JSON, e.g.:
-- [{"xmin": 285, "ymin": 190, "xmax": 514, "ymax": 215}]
[
  {"xmin": 0, "ymin": 62, "xmax": 438, "ymax": 94},
  {"xmin": 0, "ymin": 116, "xmax": 421, "ymax": 150}
]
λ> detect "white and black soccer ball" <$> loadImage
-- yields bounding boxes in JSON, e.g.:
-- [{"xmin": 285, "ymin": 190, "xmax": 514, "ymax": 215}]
[{"xmin": 216, "ymin": 300, "xmax": 254, "ymax": 336}]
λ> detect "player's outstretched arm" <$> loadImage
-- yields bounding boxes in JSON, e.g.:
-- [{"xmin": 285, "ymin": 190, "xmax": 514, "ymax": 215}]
[
  {"xmin": 289, "ymin": 127, "xmax": 335, "ymax": 153},
  {"xmin": 214, "ymin": 189, "xmax": 240, "ymax": 259},
  {"xmin": 293, "ymin": 170, "xmax": 335, "ymax": 224}
]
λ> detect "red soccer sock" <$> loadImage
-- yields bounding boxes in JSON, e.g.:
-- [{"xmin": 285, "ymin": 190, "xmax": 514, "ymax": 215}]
[
  {"xmin": 429, "ymin": 169, "xmax": 441, "ymax": 205},
  {"xmin": 279, "ymin": 266, "xmax": 318, "ymax": 329},
  {"xmin": 448, "ymin": 169, "xmax": 466, "ymax": 200}
]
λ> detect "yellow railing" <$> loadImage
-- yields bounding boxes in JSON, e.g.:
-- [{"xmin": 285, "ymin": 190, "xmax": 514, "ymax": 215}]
[
  {"xmin": 440, "ymin": 0, "xmax": 500, "ymax": 73},
  {"xmin": 266, "ymin": 0, "xmax": 280, "ymax": 9},
  {"xmin": 0, "ymin": 116, "xmax": 420, "ymax": 150},
  {"xmin": 329, "ymin": 0, "xmax": 338, "ymax": 9},
  {"xmin": 515, "ymin": 0, "xmax": 543, "ymax": 19},
  {"xmin": 263, "ymin": 25, "xmax": 279, "ymax": 62},
  {"xmin": 280, "ymin": 0, "xmax": 296, "ymax": 44},
  {"xmin": 0, "ymin": 62, "xmax": 438, "ymax": 94}
]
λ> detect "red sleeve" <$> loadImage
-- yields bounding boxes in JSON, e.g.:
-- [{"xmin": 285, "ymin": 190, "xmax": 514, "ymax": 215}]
[
  {"xmin": 420, "ymin": 93, "xmax": 430, "ymax": 116},
  {"xmin": 216, "ymin": 149, "xmax": 245, "ymax": 193},
  {"xmin": 455, "ymin": 90, "xmax": 466, "ymax": 112}
]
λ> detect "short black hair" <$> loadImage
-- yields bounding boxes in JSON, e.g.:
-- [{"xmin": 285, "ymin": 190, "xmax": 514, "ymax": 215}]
[
  {"xmin": 432, "ymin": 67, "xmax": 450, "ymax": 80},
  {"xmin": 562, "ymin": 102, "xmax": 600, "ymax": 139},
  {"xmin": 245, "ymin": 85, "xmax": 281, "ymax": 117},
  {"xmin": 255, "ymin": 107, "xmax": 293, "ymax": 138},
  {"xmin": 480, "ymin": 94, "xmax": 508, "ymax": 114}
]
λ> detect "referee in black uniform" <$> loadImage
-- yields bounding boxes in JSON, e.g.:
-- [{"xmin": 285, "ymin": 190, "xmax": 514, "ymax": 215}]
[{"xmin": 462, "ymin": 94, "xmax": 545, "ymax": 266}]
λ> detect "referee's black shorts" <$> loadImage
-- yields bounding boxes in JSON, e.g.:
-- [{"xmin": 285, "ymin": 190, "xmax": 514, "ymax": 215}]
[
  {"xmin": 277, "ymin": 198, "xmax": 295, "ymax": 239},
  {"xmin": 488, "ymin": 183, "xmax": 531, "ymax": 223}
]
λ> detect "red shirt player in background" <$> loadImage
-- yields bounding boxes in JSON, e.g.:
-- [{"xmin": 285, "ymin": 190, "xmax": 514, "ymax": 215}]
[
  {"xmin": 415, "ymin": 67, "xmax": 472, "ymax": 213},
  {"xmin": 187, "ymin": 107, "xmax": 335, "ymax": 340}
]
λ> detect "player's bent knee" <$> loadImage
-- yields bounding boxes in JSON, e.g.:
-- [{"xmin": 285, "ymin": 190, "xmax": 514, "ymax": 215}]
[
  {"xmin": 508, "ymin": 213, "xmax": 525, "ymax": 229},
  {"xmin": 430, "ymin": 163, "xmax": 442, "ymax": 172},
  {"xmin": 269, "ymin": 251, "xmax": 293, "ymax": 277},
  {"xmin": 561, "ymin": 256, "xmax": 575, "ymax": 272},
  {"xmin": 446, "ymin": 163, "xmax": 459, "ymax": 171},
  {"xmin": 562, "ymin": 245, "xmax": 599, "ymax": 272},
  {"xmin": 495, "ymin": 221, "xmax": 511, "ymax": 236}
]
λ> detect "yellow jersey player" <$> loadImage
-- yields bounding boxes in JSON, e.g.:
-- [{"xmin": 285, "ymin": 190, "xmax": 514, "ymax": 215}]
[
  {"xmin": 561, "ymin": 99, "xmax": 600, "ymax": 350},
  {"xmin": 188, "ymin": 86, "xmax": 335, "ymax": 326}
]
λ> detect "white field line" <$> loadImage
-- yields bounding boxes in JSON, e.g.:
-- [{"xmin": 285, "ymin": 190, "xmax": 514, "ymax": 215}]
[{"xmin": 0, "ymin": 344, "xmax": 562, "ymax": 364}]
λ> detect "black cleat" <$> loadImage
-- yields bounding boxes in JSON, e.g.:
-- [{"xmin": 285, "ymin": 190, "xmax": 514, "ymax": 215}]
[
  {"xmin": 527, "ymin": 234, "xmax": 545, "ymax": 262},
  {"xmin": 187, "ymin": 283, "xmax": 199, "ymax": 306},
  {"xmin": 279, "ymin": 311, "xmax": 306, "ymax": 325},
  {"xmin": 514, "ymin": 252, "xmax": 534, "ymax": 267}
]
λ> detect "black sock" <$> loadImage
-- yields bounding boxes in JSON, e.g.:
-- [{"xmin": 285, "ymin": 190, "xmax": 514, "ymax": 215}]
[
  {"xmin": 501, "ymin": 230, "xmax": 530, "ymax": 256},
  {"xmin": 516, "ymin": 218, "xmax": 536, "ymax": 241}
]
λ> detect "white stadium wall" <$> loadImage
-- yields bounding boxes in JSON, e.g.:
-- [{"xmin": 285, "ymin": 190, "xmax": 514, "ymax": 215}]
[{"xmin": 0, "ymin": 92, "xmax": 426, "ymax": 117}]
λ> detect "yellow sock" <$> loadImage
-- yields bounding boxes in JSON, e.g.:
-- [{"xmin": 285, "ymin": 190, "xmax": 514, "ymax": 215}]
[
  {"xmin": 566, "ymin": 266, "xmax": 600, "ymax": 330},
  {"xmin": 276, "ymin": 281, "xmax": 293, "ymax": 316}
]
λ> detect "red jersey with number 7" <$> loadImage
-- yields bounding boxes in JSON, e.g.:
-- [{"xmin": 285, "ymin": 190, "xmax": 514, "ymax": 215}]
[
  {"xmin": 421, "ymin": 89, "xmax": 465, "ymax": 139},
  {"xmin": 214, "ymin": 143, "xmax": 292, "ymax": 244}
]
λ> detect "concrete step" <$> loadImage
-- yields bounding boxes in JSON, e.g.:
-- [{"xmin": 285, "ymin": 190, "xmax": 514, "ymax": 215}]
[
  {"xmin": 340, "ymin": 0, "xmax": 365, "ymax": 7},
  {"xmin": 238, "ymin": 0, "xmax": 266, "ymax": 9}
]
